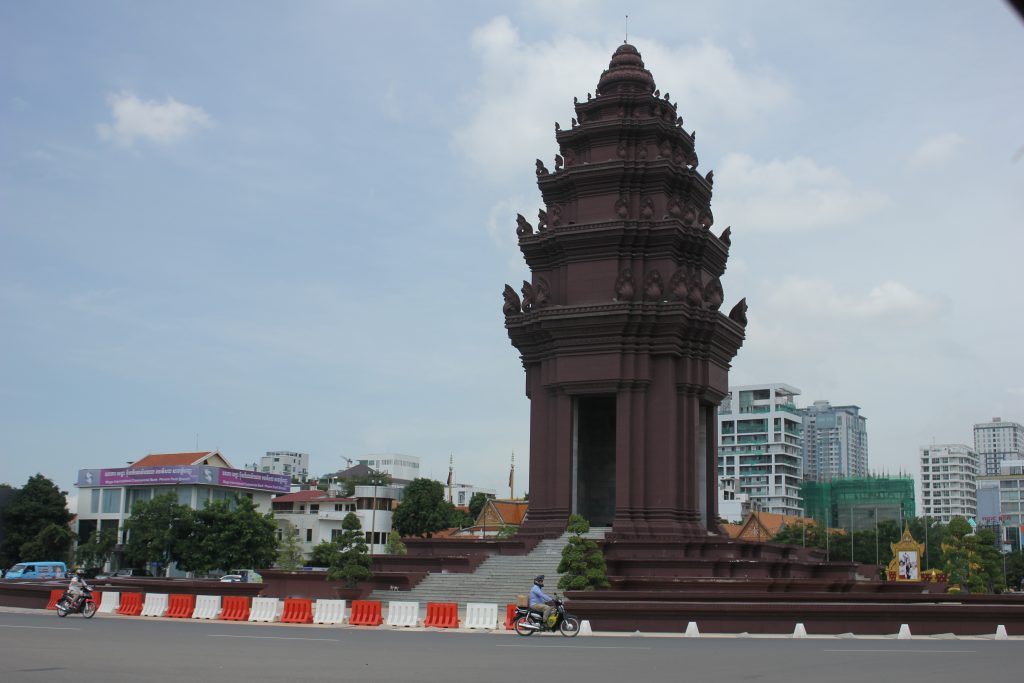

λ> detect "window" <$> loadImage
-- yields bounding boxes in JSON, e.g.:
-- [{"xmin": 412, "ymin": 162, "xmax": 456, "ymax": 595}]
[
  {"xmin": 306, "ymin": 529, "xmax": 313, "ymax": 542},
  {"xmin": 101, "ymin": 489, "xmax": 121, "ymax": 514},
  {"xmin": 90, "ymin": 489, "xmax": 100, "ymax": 514}
]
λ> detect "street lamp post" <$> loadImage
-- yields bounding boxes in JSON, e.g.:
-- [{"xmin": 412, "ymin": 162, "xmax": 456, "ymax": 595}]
[{"xmin": 370, "ymin": 480, "xmax": 379, "ymax": 555}]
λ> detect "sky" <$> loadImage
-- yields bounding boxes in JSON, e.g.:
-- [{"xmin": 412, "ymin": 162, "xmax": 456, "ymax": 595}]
[{"xmin": 2, "ymin": 1, "xmax": 1023, "ymax": 510}]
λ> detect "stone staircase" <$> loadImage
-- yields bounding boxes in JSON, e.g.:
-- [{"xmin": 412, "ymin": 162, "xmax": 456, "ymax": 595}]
[{"xmin": 367, "ymin": 528, "xmax": 610, "ymax": 608}]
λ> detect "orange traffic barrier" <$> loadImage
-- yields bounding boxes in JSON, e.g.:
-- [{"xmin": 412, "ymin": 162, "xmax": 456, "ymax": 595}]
[
  {"xmin": 280, "ymin": 598, "xmax": 313, "ymax": 624},
  {"xmin": 166, "ymin": 594, "xmax": 196, "ymax": 619},
  {"xmin": 46, "ymin": 589, "xmax": 64, "ymax": 610},
  {"xmin": 348, "ymin": 600, "xmax": 383, "ymax": 626},
  {"xmin": 504, "ymin": 604, "xmax": 517, "ymax": 630},
  {"xmin": 423, "ymin": 602, "xmax": 459, "ymax": 628},
  {"xmin": 117, "ymin": 592, "xmax": 143, "ymax": 616},
  {"xmin": 219, "ymin": 596, "xmax": 250, "ymax": 621},
  {"xmin": 92, "ymin": 592, "xmax": 103, "ymax": 608}
]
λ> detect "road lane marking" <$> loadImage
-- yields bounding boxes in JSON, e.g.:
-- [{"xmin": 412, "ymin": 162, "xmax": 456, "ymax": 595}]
[
  {"xmin": 209, "ymin": 634, "xmax": 339, "ymax": 642},
  {"xmin": 824, "ymin": 649, "xmax": 976, "ymax": 653},
  {"xmin": 0, "ymin": 625, "xmax": 80, "ymax": 631},
  {"xmin": 496, "ymin": 645, "xmax": 653, "ymax": 651}
]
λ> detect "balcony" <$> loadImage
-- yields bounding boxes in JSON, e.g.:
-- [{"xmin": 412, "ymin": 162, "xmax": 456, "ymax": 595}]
[{"xmin": 317, "ymin": 510, "xmax": 356, "ymax": 521}]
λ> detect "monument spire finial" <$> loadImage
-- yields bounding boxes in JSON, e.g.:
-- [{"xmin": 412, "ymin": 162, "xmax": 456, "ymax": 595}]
[{"xmin": 625, "ymin": 14, "xmax": 628, "ymax": 44}]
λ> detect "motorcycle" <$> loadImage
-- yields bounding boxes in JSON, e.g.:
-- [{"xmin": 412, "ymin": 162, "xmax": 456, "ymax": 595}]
[
  {"xmin": 512, "ymin": 595, "xmax": 579, "ymax": 637},
  {"xmin": 55, "ymin": 587, "xmax": 97, "ymax": 618}
]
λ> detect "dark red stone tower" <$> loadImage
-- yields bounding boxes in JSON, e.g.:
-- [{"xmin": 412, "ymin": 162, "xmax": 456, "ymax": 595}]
[{"xmin": 504, "ymin": 44, "xmax": 748, "ymax": 540}]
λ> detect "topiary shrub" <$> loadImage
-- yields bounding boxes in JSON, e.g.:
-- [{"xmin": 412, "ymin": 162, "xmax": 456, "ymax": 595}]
[
  {"xmin": 557, "ymin": 514, "xmax": 609, "ymax": 591},
  {"xmin": 326, "ymin": 513, "xmax": 372, "ymax": 588}
]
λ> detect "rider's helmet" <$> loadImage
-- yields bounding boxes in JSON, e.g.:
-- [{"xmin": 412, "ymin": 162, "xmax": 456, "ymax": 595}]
[
  {"xmin": 534, "ymin": 575, "xmax": 545, "ymax": 586},
  {"xmin": 75, "ymin": 569, "xmax": 86, "ymax": 577}
]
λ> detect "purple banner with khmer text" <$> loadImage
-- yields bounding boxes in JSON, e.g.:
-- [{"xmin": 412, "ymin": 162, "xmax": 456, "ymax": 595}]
[{"xmin": 77, "ymin": 466, "xmax": 290, "ymax": 493}]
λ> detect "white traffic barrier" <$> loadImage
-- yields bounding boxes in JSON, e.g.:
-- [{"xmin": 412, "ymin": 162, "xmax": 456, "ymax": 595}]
[
  {"xmin": 385, "ymin": 601, "xmax": 419, "ymax": 627},
  {"xmin": 313, "ymin": 599, "xmax": 347, "ymax": 625},
  {"xmin": 140, "ymin": 593, "xmax": 168, "ymax": 617},
  {"xmin": 684, "ymin": 621, "xmax": 700, "ymax": 638},
  {"xmin": 192, "ymin": 595, "xmax": 220, "ymax": 620},
  {"xmin": 995, "ymin": 625, "xmax": 1008, "ymax": 640},
  {"xmin": 897, "ymin": 624, "xmax": 912, "ymax": 639},
  {"xmin": 793, "ymin": 623, "xmax": 807, "ymax": 638},
  {"xmin": 249, "ymin": 597, "xmax": 280, "ymax": 623},
  {"xmin": 97, "ymin": 591, "xmax": 120, "ymax": 615},
  {"xmin": 579, "ymin": 620, "xmax": 593, "ymax": 636},
  {"xmin": 463, "ymin": 603, "xmax": 499, "ymax": 630}
]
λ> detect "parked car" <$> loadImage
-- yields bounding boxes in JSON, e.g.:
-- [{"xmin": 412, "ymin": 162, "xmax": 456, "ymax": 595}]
[
  {"xmin": 219, "ymin": 574, "xmax": 244, "ymax": 583},
  {"xmin": 4, "ymin": 561, "xmax": 69, "ymax": 580},
  {"xmin": 228, "ymin": 569, "xmax": 263, "ymax": 583}
]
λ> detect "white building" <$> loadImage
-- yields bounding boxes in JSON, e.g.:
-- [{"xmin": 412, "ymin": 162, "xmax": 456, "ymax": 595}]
[
  {"xmin": 973, "ymin": 417, "xmax": 1024, "ymax": 477},
  {"xmin": 271, "ymin": 483, "xmax": 401, "ymax": 557},
  {"xmin": 75, "ymin": 451, "xmax": 287, "ymax": 574},
  {"xmin": 259, "ymin": 451, "xmax": 310, "ymax": 481},
  {"xmin": 357, "ymin": 454, "xmax": 420, "ymax": 484},
  {"xmin": 718, "ymin": 383, "xmax": 804, "ymax": 516},
  {"xmin": 717, "ymin": 476, "xmax": 751, "ymax": 523},
  {"xmin": 920, "ymin": 443, "xmax": 978, "ymax": 523},
  {"xmin": 800, "ymin": 400, "xmax": 869, "ymax": 481},
  {"xmin": 448, "ymin": 482, "xmax": 497, "ymax": 508}
]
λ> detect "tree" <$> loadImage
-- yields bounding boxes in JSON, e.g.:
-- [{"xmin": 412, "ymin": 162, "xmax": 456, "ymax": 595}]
[
  {"xmin": 275, "ymin": 523, "xmax": 305, "ymax": 570},
  {"xmin": 178, "ymin": 496, "xmax": 277, "ymax": 573},
  {"xmin": 448, "ymin": 506, "xmax": 475, "ymax": 529},
  {"xmin": 384, "ymin": 530, "xmax": 407, "ymax": 555},
  {"xmin": 123, "ymin": 492, "xmax": 194, "ymax": 572},
  {"xmin": 310, "ymin": 541, "xmax": 340, "ymax": 568},
  {"xmin": 942, "ymin": 516, "xmax": 983, "ymax": 592},
  {"xmin": 1005, "ymin": 551, "xmax": 1024, "ymax": 592},
  {"xmin": 468, "ymin": 492, "xmax": 495, "ymax": 520},
  {"xmin": 496, "ymin": 525, "xmax": 518, "ymax": 538},
  {"xmin": 19, "ymin": 523, "xmax": 74, "ymax": 564},
  {"xmin": 76, "ymin": 528, "xmax": 118, "ymax": 570},
  {"xmin": 971, "ymin": 528, "xmax": 1006, "ymax": 593},
  {"xmin": 391, "ymin": 478, "xmax": 452, "ymax": 538},
  {"xmin": 326, "ymin": 513, "xmax": 372, "ymax": 588},
  {"xmin": 0, "ymin": 474, "xmax": 73, "ymax": 567},
  {"xmin": 557, "ymin": 514, "xmax": 609, "ymax": 591}
]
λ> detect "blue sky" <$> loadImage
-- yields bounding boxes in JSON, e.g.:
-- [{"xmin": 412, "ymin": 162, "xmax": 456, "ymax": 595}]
[{"xmin": 2, "ymin": 1, "xmax": 1022, "ymax": 508}]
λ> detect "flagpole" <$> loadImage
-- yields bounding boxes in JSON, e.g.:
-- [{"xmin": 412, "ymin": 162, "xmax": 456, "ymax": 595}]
[
  {"xmin": 509, "ymin": 451, "xmax": 515, "ymax": 500},
  {"xmin": 447, "ymin": 454, "xmax": 453, "ymax": 504}
]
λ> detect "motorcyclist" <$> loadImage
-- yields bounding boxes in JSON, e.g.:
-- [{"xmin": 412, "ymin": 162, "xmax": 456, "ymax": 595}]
[
  {"xmin": 66, "ymin": 570, "xmax": 91, "ymax": 610},
  {"xmin": 529, "ymin": 575, "xmax": 555, "ymax": 627}
]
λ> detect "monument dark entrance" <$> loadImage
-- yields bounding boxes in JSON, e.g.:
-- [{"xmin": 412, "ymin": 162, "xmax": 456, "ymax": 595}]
[{"xmin": 503, "ymin": 43, "xmax": 748, "ymax": 540}]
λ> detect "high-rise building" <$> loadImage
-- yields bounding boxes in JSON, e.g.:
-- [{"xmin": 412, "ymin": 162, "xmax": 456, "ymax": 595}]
[
  {"xmin": 973, "ymin": 417, "xmax": 1024, "ymax": 476},
  {"xmin": 919, "ymin": 444, "xmax": 978, "ymax": 523},
  {"xmin": 718, "ymin": 383, "xmax": 804, "ymax": 516},
  {"xmin": 977, "ymin": 459, "xmax": 1024, "ymax": 550},
  {"xmin": 800, "ymin": 401, "xmax": 869, "ymax": 481}
]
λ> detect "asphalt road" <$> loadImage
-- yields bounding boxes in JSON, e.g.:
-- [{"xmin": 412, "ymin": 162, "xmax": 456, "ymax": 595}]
[{"xmin": 1, "ymin": 609, "xmax": 1021, "ymax": 683}]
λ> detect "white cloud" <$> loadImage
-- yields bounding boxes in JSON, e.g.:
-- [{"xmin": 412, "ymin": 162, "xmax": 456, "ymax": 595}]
[
  {"xmin": 453, "ymin": 17, "xmax": 791, "ymax": 183},
  {"xmin": 908, "ymin": 132, "xmax": 963, "ymax": 169},
  {"xmin": 713, "ymin": 153, "xmax": 887, "ymax": 231},
  {"xmin": 764, "ymin": 277, "xmax": 945, "ymax": 322},
  {"xmin": 97, "ymin": 91, "xmax": 211, "ymax": 147}
]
